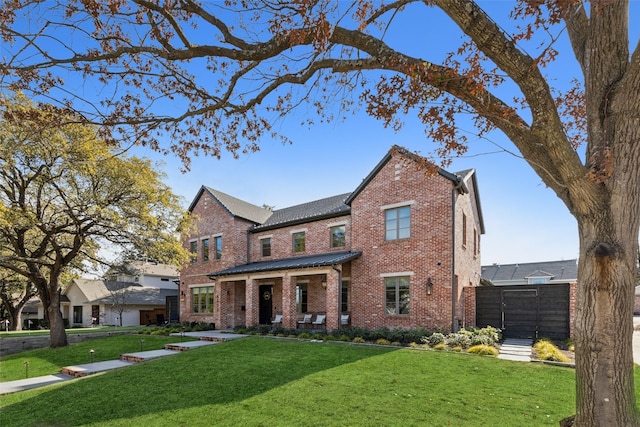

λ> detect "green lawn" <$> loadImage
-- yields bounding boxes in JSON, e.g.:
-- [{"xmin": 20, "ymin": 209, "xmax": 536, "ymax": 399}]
[
  {"xmin": 0, "ymin": 336, "xmax": 589, "ymax": 426},
  {"xmin": 0, "ymin": 335, "xmax": 194, "ymax": 381},
  {"xmin": 0, "ymin": 326, "xmax": 140, "ymax": 338}
]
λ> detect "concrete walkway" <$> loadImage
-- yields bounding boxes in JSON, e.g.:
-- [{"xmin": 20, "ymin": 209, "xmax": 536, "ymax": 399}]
[
  {"xmin": 0, "ymin": 331, "xmax": 244, "ymax": 395},
  {"xmin": 498, "ymin": 339, "xmax": 533, "ymax": 362}
]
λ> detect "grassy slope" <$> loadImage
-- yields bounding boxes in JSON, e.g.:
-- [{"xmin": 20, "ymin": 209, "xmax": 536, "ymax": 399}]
[{"xmin": 0, "ymin": 337, "xmax": 590, "ymax": 426}]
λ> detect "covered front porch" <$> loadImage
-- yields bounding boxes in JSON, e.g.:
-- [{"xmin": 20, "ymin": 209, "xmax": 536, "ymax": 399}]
[{"xmin": 208, "ymin": 251, "xmax": 360, "ymax": 331}]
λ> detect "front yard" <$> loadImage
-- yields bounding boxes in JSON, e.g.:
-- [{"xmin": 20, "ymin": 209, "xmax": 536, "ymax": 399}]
[{"xmin": 0, "ymin": 336, "xmax": 592, "ymax": 426}]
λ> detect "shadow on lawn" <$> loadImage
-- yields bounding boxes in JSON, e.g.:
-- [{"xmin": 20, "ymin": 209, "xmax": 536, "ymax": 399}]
[{"xmin": 1, "ymin": 337, "xmax": 397, "ymax": 426}]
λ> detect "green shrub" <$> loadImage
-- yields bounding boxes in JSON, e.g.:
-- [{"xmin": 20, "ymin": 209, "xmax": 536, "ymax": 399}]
[
  {"xmin": 423, "ymin": 332, "xmax": 445, "ymax": 347},
  {"xmin": 375, "ymin": 338, "xmax": 391, "ymax": 346},
  {"xmin": 391, "ymin": 341, "xmax": 402, "ymax": 347},
  {"xmin": 534, "ymin": 340, "xmax": 570, "ymax": 363},
  {"xmin": 468, "ymin": 344, "xmax": 499, "ymax": 356},
  {"xmin": 324, "ymin": 335, "xmax": 336, "ymax": 341},
  {"xmin": 451, "ymin": 346, "xmax": 463, "ymax": 352},
  {"xmin": 337, "ymin": 335, "xmax": 351, "ymax": 342},
  {"xmin": 297, "ymin": 333, "xmax": 312, "ymax": 339},
  {"xmin": 353, "ymin": 336, "xmax": 365, "ymax": 343},
  {"xmin": 445, "ymin": 333, "xmax": 471, "ymax": 349}
]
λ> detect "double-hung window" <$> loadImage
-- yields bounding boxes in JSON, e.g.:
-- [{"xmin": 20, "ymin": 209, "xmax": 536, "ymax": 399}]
[
  {"xmin": 385, "ymin": 276, "xmax": 410, "ymax": 315},
  {"xmin": 261, "ymin": 237, "xmax": 271, "ymax": 257},
  {"xmin": 292, "ymin": 231, "xmax": 305, "ymax": 253},
  {"xmin": 202, "ymin": 239, "xmax": 209, "ymax": 262},
  {"xmin": 189, "ymin": 241, "xmax": 197, "ymax": 263},
  {"xmin": 385, "ymin": 206, "xmax": 410, "ymax": 240},
  {"xmin": 214, "ymin": 236, "xmax": 222, "ymax": 260},
  {"xmin": 330, "ymin": 225, "xmax": 346, "ymax": 248}
]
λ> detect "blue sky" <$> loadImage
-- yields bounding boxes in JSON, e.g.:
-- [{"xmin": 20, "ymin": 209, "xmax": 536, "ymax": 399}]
[
  {"xmin": 6, "ymin": 2, "xmax": 638, "ymax": 266},
  {"xmin": 132, "ymin": 2, "xmax": 612, "ymax": 266}
]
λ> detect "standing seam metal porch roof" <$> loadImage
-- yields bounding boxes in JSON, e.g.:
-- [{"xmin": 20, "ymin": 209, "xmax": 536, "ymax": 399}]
[{"xmin": 207, "ymin": 250, "xmax": 362, "ymax": 277}]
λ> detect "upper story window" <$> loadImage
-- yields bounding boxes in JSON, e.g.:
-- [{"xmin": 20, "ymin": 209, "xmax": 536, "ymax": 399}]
[
  {"xmin": 202, "ymin": 238, "xmax": 210, "ymax": 262},
  {"xmin": 330, "ymin": 225, "xmax": 346, "ymax": 248},
  {"xmin": 261, "ymin": 237, "xmax": 271, "ymax": 257},
  {"xmin": 189, "ymin": 241, "xmax": 197, "ymax": 263},
  {"xmin": 214, "ymin": 236, "xmax": 222, "ymax": 260},
  {"xmin": 292, "ymin": 231, "xmax": 306, "ymax": 253},
  {"xmin": 462, "ymin": 213, "xmax": 467, "ymax": 248},
  {"xmin": 385, "ymin": 206, "xmax": 410, "ymax": 240},
  {"xmin": 385, "ymin": 276, "xmax": 410, "ymax": 315}
]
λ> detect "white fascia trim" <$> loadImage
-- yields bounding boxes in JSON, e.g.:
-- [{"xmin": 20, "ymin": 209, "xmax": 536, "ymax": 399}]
[
  {"xmin": 259, "ymin": 234, "xmax": 273, "ymax": 240},
  {"xmin": 290, "ymin": 228, "xmax": 308, "ymax": 234},
  {"xmin": 188, "ymin": 283, "xmax": 214, "ymax": 288},
  {"xmin": 380, "ymin": 200, "xmax": 416, "ymax": 210},
  {"xmin": 379, "ymin": 272, "xmax": 415, "ymax": 278}
]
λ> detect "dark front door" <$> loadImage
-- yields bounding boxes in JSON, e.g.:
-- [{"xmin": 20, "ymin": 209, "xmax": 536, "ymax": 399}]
[
  {"xmin": 259, "ymin": 285, "xmax": 273, "ymax": 325},
  {"xmin": 502, "ymin": 289, "xmax": 538, "ymax": 339}
]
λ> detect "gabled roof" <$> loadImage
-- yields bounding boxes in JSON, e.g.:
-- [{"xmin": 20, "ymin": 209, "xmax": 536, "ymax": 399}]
[
  {"xmin": 128, "ymin": 261, "xmax": 178, "ymax": 278},
  {"xmin": 208, "ymin": 250, "xmax": 362, "ymax": 277},
  {"xmin": 481, "ymin": 259, "xmax": 578, "ymax": 283},
  {"xmin": 188, "ymin": 186, "xmax": 273, "ymax": 224},
  {"xmin": 252, "ymin": 193, "xmax": 351, "ymax": 232},
  {"xmin": 345, "ymin": 145, "xmax": 465, "ymax": 205}
]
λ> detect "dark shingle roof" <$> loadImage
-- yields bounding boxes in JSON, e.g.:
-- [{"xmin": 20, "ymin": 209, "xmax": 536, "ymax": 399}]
[
  {"xmin": 93, "ymin": 286, "xmax": 177, "ymax": 305},
  {"xmin": 188, "ymin": 186, "xmax": 272, "ymax": 224},
  {"xmin": 481, "ymin": 259, "xmax": 578, "ymax": 282},
  {"xmin": 252, "ymin": 193, "xmax": 351, "ymax": 231},
  {"xmin": 208, "ymin": 250, "xmax": 362, "ymax": 277}
]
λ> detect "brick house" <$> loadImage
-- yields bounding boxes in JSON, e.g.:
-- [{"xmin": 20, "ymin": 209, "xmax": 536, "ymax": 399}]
[{"xmin": 179, "ymin": 145, "xmax": 484, "ymax": 332}]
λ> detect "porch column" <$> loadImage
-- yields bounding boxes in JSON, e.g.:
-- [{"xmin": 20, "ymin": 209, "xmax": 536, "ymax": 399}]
[
  {"xmin": 282, "ymin": 274, "xmax": 296, "ymax": 329},
  {"xmin": 326, "ymin": 268, "xmax": 340, "ymax": 331},
  {"xmin": 245, "ymin": 278, "xmax": 258, "ymax": 327}
]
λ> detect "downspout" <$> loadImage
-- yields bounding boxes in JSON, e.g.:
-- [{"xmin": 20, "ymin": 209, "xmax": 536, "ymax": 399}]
[
  {"xmin": 451, "ymin": 176, "xmax": 465, "ymax": 333},
  {"xmin": 332, "ymin": 264, "xmax": 342, "ymax": 330}
]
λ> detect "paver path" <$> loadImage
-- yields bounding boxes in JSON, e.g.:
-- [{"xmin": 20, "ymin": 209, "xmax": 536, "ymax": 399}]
[
  {"xmin": 0, "ymin": 331, "xmax": 243, "ymax": 395},
  {"xmin": 498, "ymin": 338, "xmax": 533, "ymax": 362}
]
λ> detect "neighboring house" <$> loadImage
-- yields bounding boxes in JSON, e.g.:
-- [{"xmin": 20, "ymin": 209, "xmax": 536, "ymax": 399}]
[
  {"xmin": 30, "ymin": 261, "xmax": 179, "ymax": 327},
  {"xmin": 478, "ymin": 259, "xmax": 578, "ymax": 339},
  {"xmin": 180, "ymin": 145, "xmax": 484, "ymax": 332},
  {"xmin": 105, "ymin": 260, "xmax": 180, "ymax": 289}
]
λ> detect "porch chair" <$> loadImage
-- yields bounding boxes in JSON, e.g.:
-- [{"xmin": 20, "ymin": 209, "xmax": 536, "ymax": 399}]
[
  {"xmin": 297, "ymin": 313, "xmax": 313, "ymax": 329},
  {"xmin": 272, "ymin": 314, "xmax": 283, "ymax": 327},
  {"xmin": 311, "ymin": 314, "xmax": 326, "ymax": 327},
  {"xmin": 340, "ymin": 314, "xmax": 350, "ymax": 326}
]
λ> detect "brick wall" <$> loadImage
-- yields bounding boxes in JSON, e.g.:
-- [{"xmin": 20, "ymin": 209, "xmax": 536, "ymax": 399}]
[
  {"xmin": 250, "ymin": 215, "xmax": 351, "ymax": 261},
  {"xmin": 349, "ymin": 154, "xmax": 481, "ymax": 332},
  {"xmin": 180, "ymin": 190, "xmax": 254, "ymax": 326}
]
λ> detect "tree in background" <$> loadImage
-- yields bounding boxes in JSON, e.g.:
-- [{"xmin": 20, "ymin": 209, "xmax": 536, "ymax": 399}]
[
  {"xmin": 0, "ymin": 94, "xmax": 190, "ymax": 347},
  {"xmin": 1, "ymin": 1, "xmax": 638, "ymax": 424},
  {"xmin": 0, "ymin": 270, "xmax": 37, "ymax": 331}
]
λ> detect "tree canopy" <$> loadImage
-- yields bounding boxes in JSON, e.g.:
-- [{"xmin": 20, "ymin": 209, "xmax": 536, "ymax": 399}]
[{"xmin": 0, "ymin": 94, "xmax": 190, "ymax": 346}]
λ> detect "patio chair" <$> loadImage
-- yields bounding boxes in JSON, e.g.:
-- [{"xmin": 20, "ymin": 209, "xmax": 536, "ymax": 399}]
[
  {"xmin": 272, "ymin": 314, "xmax": 283, "ymax": 326},
  {"xmin": 297, "ymin": 313, "xmax": 312, "ymax": 328},
  {"xmin": 312, "ymin": 314, "xmax": 326, "ymax": 327},
  {"xmin": 340, "ymin": 314, "xmax": 350, "ymax": 326}
]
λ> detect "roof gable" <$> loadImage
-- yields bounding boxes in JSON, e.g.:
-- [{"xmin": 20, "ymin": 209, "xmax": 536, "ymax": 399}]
[
  {"xmin": 188, "ymin": 185, "xmax": 273, "ymax": 224},
  {"xmin": 345, "ymin": 145, "xmax": 466, "ymax": 206}
]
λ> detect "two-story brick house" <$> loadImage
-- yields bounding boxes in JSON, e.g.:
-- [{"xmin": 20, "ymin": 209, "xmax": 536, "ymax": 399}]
[{"xmin": 179, "ymin": 145, "xmax": 484, "ymax": 332}]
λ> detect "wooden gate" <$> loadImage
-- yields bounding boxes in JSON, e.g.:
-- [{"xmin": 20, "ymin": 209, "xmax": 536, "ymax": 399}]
[{"xmin": 476, "ymin": 284, "xmax": 570, "ymax": 339}]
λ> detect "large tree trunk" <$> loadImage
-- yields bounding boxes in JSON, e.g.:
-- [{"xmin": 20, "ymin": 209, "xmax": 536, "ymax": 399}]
[
  {"xmin": 43, "ymin": 289, "xmax": 67, "ymax": 348},
  {"xmin": 574, "ymin": 221, "xmax": 639, "ymax": 425}
]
